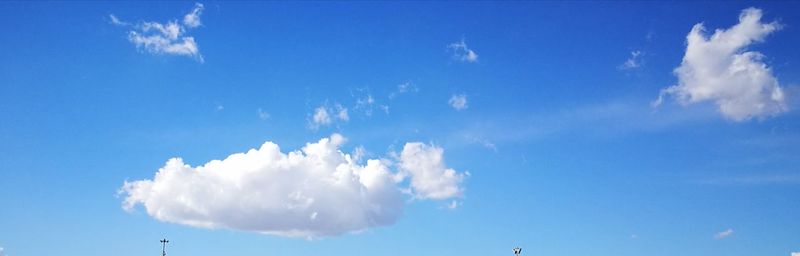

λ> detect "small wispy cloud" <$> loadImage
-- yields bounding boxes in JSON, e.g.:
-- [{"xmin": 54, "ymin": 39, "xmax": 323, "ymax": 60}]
[
  {"xmin": 618, "ymin": 50, "xmax": 644, "ymax": 70},
  {"xmin": 791, "ymin": 252, "xmax": 800, "ymax": 256},
  {"xmin": 351, "ymin": 87, "xmax": 390, "ymax": 117},
  {"xmin": 448, "ymin": 39, "xmax": 478, "ymax": 63},
  {"xmin": 442, "ymin": 200, "xmax": 461, "ymax": 210},
  {"xmin": 312, "ymin": 106, "xmax": 331, "ymax": 127},
  {"xmin": 183, "ymin": 3, "xmax": 204, "ymax": 28},
  {"xmin": 309, "ymin": 104, "xmax": 348, "ymax": 130},
  {"xmin": 109, "ymin": 14, "xmax": 129, "ymax": 26},
  {"xmin": 449, "ymin": 94, "xmax": 468, "ymax": 110},
  {"xmin": 389, "ymin": 81, "xmax": 419, "ymax": 99},
  {"xmin": 463, "ymin": 134, "xmax": 497, "ymax": 152},
  {"xmin": 714, "ymin": 228, "xmax": 734, "ymax": 240},
  {"xmin": 257, "ymin": 108, "xmax": 270, "ymax": 120},
  {"xmin": 355, "ymin": 94, "xmax": 378, "ymax": 116},
  {"xmin": 336, "ymin": 106, "xmax": 349, "ymax": 121},
  {"xmin": 110, "ymin": 3, "xmax": 205, "ymax": 62}
]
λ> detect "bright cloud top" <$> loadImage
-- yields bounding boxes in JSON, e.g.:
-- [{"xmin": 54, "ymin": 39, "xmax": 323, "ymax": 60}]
[
  {"xmin": 448, "ymin": 39, "xmax": 478, "ymax": 63},
  {"xmin": 111, "ymin": 3, "xmax": 205, "ymax": 61},
  {"xmin": 714, "ymin": 228, "xmax": 734, "ymax": 240},
  {"xmin": 449, "ymin": 94, "xmax": 468, "ymax": 110},
  {"xmin": 120, "ymin": 134, "xmax": 465, "ymax": 237},
  {"xmin": 655, "ymin": 7, "xmax": 787, "ymax": 121}
]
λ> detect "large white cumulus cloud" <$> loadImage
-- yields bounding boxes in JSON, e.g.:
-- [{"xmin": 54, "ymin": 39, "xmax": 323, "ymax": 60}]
[
  {"xmin": 121, "ymin": 134, "xmax": 464, "ymax": 237},
  {"xmin": 655, "ymin": 8, "xmax": 787, "ymax": 121}
]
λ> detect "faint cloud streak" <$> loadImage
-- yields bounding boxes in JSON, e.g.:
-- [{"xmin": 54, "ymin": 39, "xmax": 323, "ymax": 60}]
[{"xmin": 714, "ymin": 228, "xmax": 734, "ymax": 240}]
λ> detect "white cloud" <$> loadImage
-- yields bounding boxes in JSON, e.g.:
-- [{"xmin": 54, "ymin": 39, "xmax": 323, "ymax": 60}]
[
  {"xmin": 618, "ymin": 50, "xmax": 644, "ymax": 70},
  {"xmin": 109, "ymin": 14, "xmax": 129, "ymax": 26},
  {"xmin": 389, "ymin": 82, "xmax": 419, "ymax": 99},
  {"xmin": 448, "ymin": 39, "xmax": 479, "ymax": 63},
  {"xmin": 121, "ymin": 134, "xmax": 398, "ymax": 237},
  {"xmin": 183, "ymin": 3, "xmax": 204, "ymax": 28},
  {"xmin": 714, "ymin": 228, "xmax": 734, "ymax": 239},
  {"xmin": 359, "ymin": 95, "xmax": 375, "ymax": 107},
  {"xmin": 791, "ymin": 252, "xmax": 800, "ymax": 256},
  {"xmin": 399, "ymin": 142, "xmax": 466, "ymax": 200},
  {"xmin": 112, "ymin": 3, "xmax": 205, "ymax": 61},
  {"xmin": 355, "ymin": 94, "xmax": 376, "ymax": 116},
  {"xmin": 449, "ymin": 94, "xmax": 468, "ymax": 110},
  {"xmin": 444, "ymin": 200, "xmax": 460, "ymax": 210},
  {"xmin": 654, "ymin": 8, "xmax": 787, "ymax": 121},
  {"xmin": 355, "ymin": 95, "xmax": 390, "ymax": 116},
  {"xmin": 0, "ymin": 246, "xmax": 4, "ymax": 256},
  {"xmin": 312, "ymin": 106, "xmax": 332, "ymax": 127},
  {"xmin": 121, "ymin": 134, "xmax": 464, "ymax": 237},
  {"xmin": 353, "ymin": 89, "xmax": 390, "ymax": 117},
  {"xmin": 310, "ymin": 104, "xmax": 349, "ymax": 129},
  {"xmin": 464, "ymin": 134, "xmax": 497, "ymax": 152},
  {"xmin": 336, "ymin": 105, "xmax": 349, "ymax": 121},
  {"xmin": 257, "ymin": 108, "xmax": 270, "ymax": 120}
]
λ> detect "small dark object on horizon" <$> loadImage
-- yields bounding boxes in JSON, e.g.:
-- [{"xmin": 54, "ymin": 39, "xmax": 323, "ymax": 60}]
[{"xmin": 161, "ymin": 239, "xmax": 169, "ymax": 256}]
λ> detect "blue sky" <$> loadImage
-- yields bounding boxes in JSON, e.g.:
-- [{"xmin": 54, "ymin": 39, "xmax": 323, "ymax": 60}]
[{"xmin": 1, "ymin": 2, "xmax": 800, "ymax": 256}]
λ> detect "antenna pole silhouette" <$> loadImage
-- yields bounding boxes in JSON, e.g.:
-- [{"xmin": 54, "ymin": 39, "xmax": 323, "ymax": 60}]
[{"xmin": 160, "ymin": 239, "xmax": 169, "ymax": 256}]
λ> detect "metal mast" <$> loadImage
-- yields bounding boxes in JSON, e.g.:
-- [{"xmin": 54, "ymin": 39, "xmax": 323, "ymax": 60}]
[{"xmin": 160, "ymin": 239, "xmax": 169, "ymax": 256}]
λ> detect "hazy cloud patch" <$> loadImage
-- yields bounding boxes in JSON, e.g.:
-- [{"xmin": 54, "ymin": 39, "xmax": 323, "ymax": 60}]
[
  {"xmin": 714, "ymin": 228, "xmax": 734, "ymax": 239},
  {"xmin": 619, "ymin": 50, "xmax": 644, "ymax": 70},
  {"xmin": 309, "ymin": 104, "xmax": 349, "ymax": 130},
  {"xmin": 257, "ymin": 108, "xmax": 270, "ymax": 120},
  {"xmin": 389, "ymin": 82, "xmax": 419, "ymax": 99},
  {"xmin": 449, "ymin": 94, "xmax": 468, "ymax": 110},
  {"xmin": 448, "ymin": 39, "xmax": 479, "ymax": 63}
]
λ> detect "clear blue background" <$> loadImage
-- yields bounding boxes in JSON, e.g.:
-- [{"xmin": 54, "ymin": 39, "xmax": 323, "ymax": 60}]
[{"xmin": 1, "ymin": 2, "xmax": 799, "ymax": 256}]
